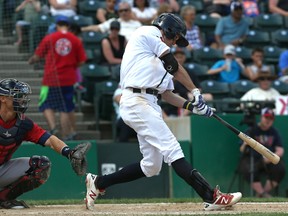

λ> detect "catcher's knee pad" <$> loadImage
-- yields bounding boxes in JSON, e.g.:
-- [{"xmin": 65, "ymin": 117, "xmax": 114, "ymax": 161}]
[{"xmin": 0, "ymin": 155, "xmax": 51, "ymax": 201}]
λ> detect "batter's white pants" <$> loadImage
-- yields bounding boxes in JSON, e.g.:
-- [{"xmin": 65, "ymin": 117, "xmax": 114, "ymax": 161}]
[{"xmin": 120, "ymin": 89, "xmax": 184, "ymax": 177}]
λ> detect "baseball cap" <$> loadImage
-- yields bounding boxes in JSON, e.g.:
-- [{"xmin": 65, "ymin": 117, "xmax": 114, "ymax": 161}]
[
  {"xmin": 261, "ymin": 107, "xmax": 275, "ymax": 119},
  {"xmin": 224, "ymin": 44, "xmax": 236, "ymax": 55},
  {"xmin": 56, "ymin": 15, "xmax": 70, "ymax": 24},
  {"xmin": 255, "ymin": 71, "xmax": 277, "ymax": 82},
  {"xmin": 230, "ymin": 1, "xmax": 243, "ymax": 11},
  {"xmin": 110, "ymin": 20, "xmax": 120, "ymax": 30}
]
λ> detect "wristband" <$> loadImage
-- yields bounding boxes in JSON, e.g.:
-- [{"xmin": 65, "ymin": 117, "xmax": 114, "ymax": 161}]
[
  {"xmin": 183, "ymin": 101, "xmax": 193, "ymax": 111},
  {"xmin": 61, "ymin": 146, "xmax": 72, "ymax": 159}
]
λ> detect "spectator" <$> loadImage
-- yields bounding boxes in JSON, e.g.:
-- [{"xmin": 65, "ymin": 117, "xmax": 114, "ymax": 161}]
[
  {"xmin": 81, "ymin": 2, "xmax": 142, "ymax": 41},
  {"xmin": 149, "ymin": 0, "xmax": 179, "ymax": 13},
  {"xmin": 240, "ymin": 71, "xmax": 280, "ymax": 102},
  {"xmin": 208, "ymin": 44, "xmax": 245, "ymax": 83},
  {"xmin": 48, "ymin": 0, "xmax": 77, "ymax": 33},
  {"xmin": 205, "ymin": 0, "xmax": 231, "ymax": 18},
  {"xmin": 242, "ymin": 0, "xmax": 260, "ymax": 17},
  {"xmin": 239, "ymin": 107, "xmax": 285, "ymax": 198},
  {"xmin": 214, "ymin": 1, "xmax": 249, "ymax": 49},
  {"xmin": 244, "ymin": 47, "xmax": 271, "ymax": 82},
  {"xmin": 180, "ymin": 5, "xmax": 203, "ymax": 51},
  {"xmin": 278, "ymin": 50, "xmax": 288, "ymax": 83},
  {"xmin": 96, "ymin": 0, "xmax": 118, "ymax": 23},
  {"xmin": 131, "ymin": 0, "xmax": 157, "ymax": 25},
  {"xmin": 113, "ymin": 84, "xmax": 137, "ymax": 142},
  {"xmin": 156, "ymin": 2, "xmax": 172, "ymax": 15},
  {"xmin": 14, "ymin": 0, "xmax": 41, "ymax": 46},
  {"xmin": 28, "ymin": 16, "xmax": 87, "ymax": 141},
  {"xmin": 269, "ymin": 0, "xmax": 288, "ymax": 16},
  {"xmin": 99, "ymin": 20, "xmax": 127, "ymax": 65}
]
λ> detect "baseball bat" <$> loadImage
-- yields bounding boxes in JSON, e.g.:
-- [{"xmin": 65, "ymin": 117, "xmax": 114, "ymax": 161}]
[{"xmin": 212, "ymin": 114, "xmax": 280, "ymax": 165}]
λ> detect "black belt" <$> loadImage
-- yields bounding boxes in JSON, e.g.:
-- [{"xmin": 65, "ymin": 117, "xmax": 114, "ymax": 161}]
[{"xmin": 131, "ymin": 88, "xmax": 159, "ymax": 96}]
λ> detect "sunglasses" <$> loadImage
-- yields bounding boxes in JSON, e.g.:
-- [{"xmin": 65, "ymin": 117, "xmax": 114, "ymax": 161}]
[
  {"xmin": 258, "ymin": 77, "xmax": 273, "ymax": 81},
  {"xmin": 118, "ymin": 8, "xmax": 130, "ymax": 13},
  {"xmin": 110, "ymin": 27, "xmax": 120, "ymax": 31}
]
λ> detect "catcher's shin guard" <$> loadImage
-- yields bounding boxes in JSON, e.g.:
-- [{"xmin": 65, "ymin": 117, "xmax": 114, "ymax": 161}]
[
  {"xmin": 190, "ymin": 169, "xmax": 214, "ymax": 202},
  {"xmin": 0, "ymin": 155, "xmax": 51, "ymax": 201}
]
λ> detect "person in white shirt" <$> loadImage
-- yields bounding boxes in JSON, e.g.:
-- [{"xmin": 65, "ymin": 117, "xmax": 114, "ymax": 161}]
[
  {"xmin": 85, "ymin": 13, "xmax": 242, "ymax": 212},
  {"xmin": 81, "ymin": 2, "xmax": 142, "ymax": 41},
  {"xmin": 241, "ymin": 72, "xmax": 280, "ymax": 102},
  {"xmin": 131, "ymin": 0, "xmax": 157, "ymax": 25}
]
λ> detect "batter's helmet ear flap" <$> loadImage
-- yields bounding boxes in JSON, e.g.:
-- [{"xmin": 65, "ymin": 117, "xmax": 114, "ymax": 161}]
[{"xmin": 152, "ymin": 13, "xmax": 189, "ymax": 47}]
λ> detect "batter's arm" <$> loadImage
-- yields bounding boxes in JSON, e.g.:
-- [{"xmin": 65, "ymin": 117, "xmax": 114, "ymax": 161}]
[{"xmin": 162, "ymin": 90, "xmax": 186, "ymax": 108}]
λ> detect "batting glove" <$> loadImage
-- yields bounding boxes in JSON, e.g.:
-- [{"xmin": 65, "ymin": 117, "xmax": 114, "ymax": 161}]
[{"xmin": 183, "ymin": 88, "xmax": 215, "ymax": 117}]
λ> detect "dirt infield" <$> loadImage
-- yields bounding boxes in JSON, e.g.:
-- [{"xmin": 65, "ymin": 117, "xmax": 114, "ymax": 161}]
[{"xmin": 1, "ymin": 202, "xmax": 288, "ymax": 215}]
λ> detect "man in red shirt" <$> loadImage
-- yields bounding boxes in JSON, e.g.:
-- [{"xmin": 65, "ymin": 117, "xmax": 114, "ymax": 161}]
[
  {"xmin": 0, "ymin": 78, "xmax": 90, "ymax": 209},
  {"xmin": 28, "ymin": 16, "xmax": 87, "ymax": 140}
]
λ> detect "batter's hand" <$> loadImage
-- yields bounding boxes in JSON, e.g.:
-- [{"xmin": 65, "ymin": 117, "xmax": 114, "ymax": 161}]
[
  {"xmin": 191, "ymin": 89, "xmax": 215, "ymax": 117},
  {"xmin": 68, "ymin": 142, "xmax": 91, "ymax": 176}
]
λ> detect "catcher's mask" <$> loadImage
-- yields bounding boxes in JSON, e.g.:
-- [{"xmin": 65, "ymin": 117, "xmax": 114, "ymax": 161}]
[
  {"xmin": 0, "ymin": 78, "xmax": 32, "ymax": 114},
  {"xmin": 152, "ymin": 13, "xmax": 189, "ymax": 47}
]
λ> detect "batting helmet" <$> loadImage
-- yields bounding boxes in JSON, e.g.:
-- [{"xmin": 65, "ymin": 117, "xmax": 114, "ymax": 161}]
[
  {"xmin": 152, "ymin": 13, "xmax": 189, "ymax": 47},
  {"xmin": 0, "ymin": 78, "xmax": 32, "ymax": 114}
]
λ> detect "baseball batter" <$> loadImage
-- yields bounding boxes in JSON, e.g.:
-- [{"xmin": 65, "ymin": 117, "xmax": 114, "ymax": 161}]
[
  {"xmin": 0, "ymin": 78, "xmax": 90, "ymax": 209},
  {"xmin": 86, "ymin": 13, "xmax": 242, "ymax": 211}
]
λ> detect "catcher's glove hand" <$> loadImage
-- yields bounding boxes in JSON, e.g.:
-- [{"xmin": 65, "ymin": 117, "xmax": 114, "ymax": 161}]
[{"xmin": 68, "ymin": 142, "xmax": 91, "ymax": 176}]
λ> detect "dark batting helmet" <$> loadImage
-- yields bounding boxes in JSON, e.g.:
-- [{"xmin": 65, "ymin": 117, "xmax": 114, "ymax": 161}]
[
  {"xmin": 0, "ymin": 78, "xmax": 32, "ymax": 114},
  {"xmin": 152, "ymin": 13, "xmax": 189, "ymax": 47}
]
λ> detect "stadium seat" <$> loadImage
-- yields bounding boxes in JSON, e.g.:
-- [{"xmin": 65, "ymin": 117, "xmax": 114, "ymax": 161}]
[
  {"xmin": 253, "ymin": 14, "xmax": 284, "ymax": 32},
  {"xmin": 271, "ymin": 29, "xmax": 288, "ymax": 47},
  {"xmin": 78, "ymin": 0, "xmax": 105, "ymax": 23},
  {"xmin": 93, "ymin": 80, "xmax": 118, "ymax": 129},
  {"xmin": 229, "ymin": 79, "xmax": 258, "ymax": 98},
  {"xmin": 235, "ymin": 46, "xmax": 252, "ymax": 65},
  {"xmin": 263, "ymin": 46, "xmax": 285, "ymax": 67},
  {"xmin": 80, "ymin": 63, "xmax": 111, "ymax": 102},
  {"xmin": 193, "ymin": 47, "xmax": 223, "ymax": 67},
  {"xmin": 194, "ymin": 14, "xmax": 219, "ymax": 36},
  {"xmin": 184, "ymin": 62, "xmax": 210, "ymax": 82},
  {"xmin": 29, "ymin": 14, "xmax": 52, "ymax": 53},
  {"xmin": 179, "ymin": 0, "xmax": 204, "ymax": 13},
  {"xmin": 70, "ymin": 15, "xmax": 93, "ymax": 27},
  {"xmin": 272, "ymin": 80, "xmax": 288, "ymax": 95},
  {"xmin": 82, "ymin": 31, "xmax": 107, "ymax": 49},
  {"xmin": 243, "ymin": 30, "xmax": 270, "ymax": 48},
  {"xmin": 110, "ymin": 64, "xmax": 121, "ymax": 82},
  {"xmin": 200, "ymin": 80, "xmax": 230, "ymax": 98}
]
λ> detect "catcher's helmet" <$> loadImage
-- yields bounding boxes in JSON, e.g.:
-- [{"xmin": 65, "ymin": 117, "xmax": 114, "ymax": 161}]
[
  {"xmin": 0, "ymin": 78, "xmax": 32, "ymax": 114},
  {"xmin": 152, "ymin": 13, "xmax": 188, "ymax": 47}
]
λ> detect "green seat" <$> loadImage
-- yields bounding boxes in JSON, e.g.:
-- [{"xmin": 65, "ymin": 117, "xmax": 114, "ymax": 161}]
[
  {"xmin": 263, "ymin": 46, "xmax": 285, "ymax": 67},
  {"xmin": 229, "ymin": 79, "xmax": 257, "ymax": 98},
  {"xmin": 80, "ymin": 63, "xmax": 111, "ymax": 102},
  {"xmin": 272, "ymin": 80, "xmax": 288, "ymax": 95},
  {"xmin": 235, "ymin": 46, "xmax": 252, "ymax": 65},
  {"xmin": 179, "ymin": 0, "xmax": 204, "ymax": 13},
  {"xmin": 243, "ymin": 30, "xmax": 270, "ymax": 48},
  {"xmin": 29, "ymin": 14, "xmax": 52, "ymax": 53},
  {"xmin": 194, "ymin": 14, "xmax": 219, "ymax": 36},
  {"xmin": 253, "ymin": 14, "xmax": 284, "ymax": 32},
  {"xmin": 82, "ymin": 31, "xmax": 107, "ymax": 49},
  {"xmin": 70, "ymin": 15, "xmax": 93, "ymax": 27},
  {"xmin": 184, "ymin": 62, "xmax": 210, "ymax": 82},
  {"xmin": 93, "ymin": 80, "xmax": 118, "ymax": 129},
  {"xmin": 78, "ymin": 0, "xmax": 105, "ymax": 23},
  {"xmin": 271, "ymin": 29, "xmax": 288, "ymax": 47},
  {"xmin": 193, "ymin": 47, "xmax": 223, "ymax": 67},
  {"xmin": 110, "ymin": 64, "xmax": 121, "ymax": 82}
]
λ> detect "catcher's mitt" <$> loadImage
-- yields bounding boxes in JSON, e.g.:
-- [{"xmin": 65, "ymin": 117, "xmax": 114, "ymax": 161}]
[{"xmin": 69, "ymin": 142, "xmax": 91, "ymax": 176}]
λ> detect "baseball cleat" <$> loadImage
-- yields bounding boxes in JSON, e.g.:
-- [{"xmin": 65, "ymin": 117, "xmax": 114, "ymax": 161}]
[
  {"xmin": 0, "ymin": 200, "xmax": 29, "ymax": 209},
  {"xmin": 85, "ymin": 173, "xmax": 105, "ymax": 210},
  {"xmin": 203, "ymin": 185, "xmax": 242, "ymax": 211}
]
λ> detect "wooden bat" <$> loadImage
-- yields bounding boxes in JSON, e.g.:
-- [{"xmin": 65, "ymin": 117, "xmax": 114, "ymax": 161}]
[{"xmin": 212, "ymin": 114, "xmax": 280, "ymax": 165}]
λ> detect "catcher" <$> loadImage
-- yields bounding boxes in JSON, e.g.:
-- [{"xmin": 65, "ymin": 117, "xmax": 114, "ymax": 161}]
[{"xmin": 0, "ymin": 78, "xmax": 91, "ymax": 209}]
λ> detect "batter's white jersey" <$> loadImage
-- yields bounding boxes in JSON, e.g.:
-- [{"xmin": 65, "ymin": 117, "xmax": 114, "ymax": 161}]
[{"xmin": 120, "ymin": 25, "xmax": 174, "ymax": 93}]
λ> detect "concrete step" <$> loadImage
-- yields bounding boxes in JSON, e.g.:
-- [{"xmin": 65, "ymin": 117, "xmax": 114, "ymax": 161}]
[
  {"xmin": 0, "ymin": 70, "xmax": 43, "ymax": 78},
  {"xmin": 34, "ymin": 120, "xmax": 97, "ymax": 131},
  {"xmin": 0, "ymin": 45, "xmax": 19, "ymax": 53},
  {"xmin": 0, "ymin": 61, "xmax": 34, "ymax": 70},
  {"xmin": 25, "ymin": 112, "xmax": 84, "ymax": 122},
  {"xmin": 0, "ymin": 53, "xmax": 30, "ymax": 61},
  {"xmin": 0, "ymin": 37, "xmax": 15, "ymax": 45}
]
